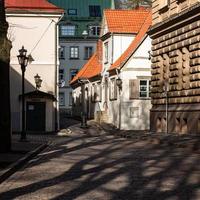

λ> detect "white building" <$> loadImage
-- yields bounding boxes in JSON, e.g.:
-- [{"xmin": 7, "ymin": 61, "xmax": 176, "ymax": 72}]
[
  {"xmin": 71, "ymin": 8, "xmax": 152, "ymax": 130},
  {"xmin": 6, "ymin": 0, "xmax": 63, "ymax": 132}
]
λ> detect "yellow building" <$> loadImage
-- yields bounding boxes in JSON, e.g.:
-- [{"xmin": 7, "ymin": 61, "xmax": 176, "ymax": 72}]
[{"xmin": 149, "ymin": 0, "xmax": 200, "ymax": 134}]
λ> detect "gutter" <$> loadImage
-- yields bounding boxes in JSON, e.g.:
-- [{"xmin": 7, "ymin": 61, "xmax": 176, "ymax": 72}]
[{"xmin": 54, "ymin": 12, "xmax": 64, "ymax": 131}]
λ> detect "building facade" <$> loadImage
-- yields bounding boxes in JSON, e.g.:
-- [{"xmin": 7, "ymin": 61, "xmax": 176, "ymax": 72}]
[
  {"xmin": 71, "ymin": 8, "xmax": 152, "ymax": 130},
  {"xmin": 6, "ymin": 0, "xmax": 63, "ymax": 132},
  {"xmin": 48, "ymin": 0, "xmax": 115, "ymax": 115},
  {"xmin": 149, "ymin": 0, "xmax": 200, "ymax": 134}
]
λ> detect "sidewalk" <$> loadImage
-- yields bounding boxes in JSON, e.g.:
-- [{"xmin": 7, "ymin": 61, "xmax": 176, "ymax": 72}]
[{"xmin": 0, "ymin": 133, "xmax": 54, "ymax": 183}]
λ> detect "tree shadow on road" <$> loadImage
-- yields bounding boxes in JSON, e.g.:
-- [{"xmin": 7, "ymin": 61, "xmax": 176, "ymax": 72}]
[{"xmin": 0, "ymin": 134, "xmax": 199, "ymax": 200}]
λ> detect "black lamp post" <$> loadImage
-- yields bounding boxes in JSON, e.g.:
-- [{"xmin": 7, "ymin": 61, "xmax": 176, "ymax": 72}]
[
  {"xmin": 17, "ymin": 46, "xmax": 29, "ymax": 141},
  {"xmin": 34, "ymin": 74, "xmax": 42, "ymax": 90},
  {"xmin": 78, "ymin": 77, "xmax": 88, "ymax": 128}
]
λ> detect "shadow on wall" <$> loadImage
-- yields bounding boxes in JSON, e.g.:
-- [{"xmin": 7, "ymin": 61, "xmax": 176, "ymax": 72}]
[
  {"xmin": 10, "ymin": 67, "xmax": 36, "ymax": 131},
  {"xmin": 72, "ymin": 92, "xmax": 98, "ymax": 120}
]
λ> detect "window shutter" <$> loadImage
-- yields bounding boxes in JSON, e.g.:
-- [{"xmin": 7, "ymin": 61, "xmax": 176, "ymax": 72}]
[{"xmin": 129, "ymin": 79, "xmax": 139, "ymax": 99}]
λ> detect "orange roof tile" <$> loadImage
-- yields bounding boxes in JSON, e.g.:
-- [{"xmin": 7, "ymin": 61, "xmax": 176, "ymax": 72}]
[
  {"xmin": 109, "ymin": 10, "xmax": 152, "ymax": 71},
  {"xmin": 70, "ymin": 41, "xmax": 102, "ymax": 85},
  {"xmin": 5, "ymin": 0, "xmax": 63, "ymax": 13},
  {"xmin": 104, "ymin": 7, "xmax": 150, "ymax": 33}
]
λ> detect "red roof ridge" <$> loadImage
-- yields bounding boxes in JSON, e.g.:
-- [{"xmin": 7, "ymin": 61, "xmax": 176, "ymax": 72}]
[
  {"xmin": 5, "ymin": 0, "xmax": 64, "ymax": 13},
  {"xmin": 104, "ymin": 8, "xmax": 151, "ymax": 34},
  {"xmin": 109, "ymin": 10, "xmax": 152, "ymax": 71}
]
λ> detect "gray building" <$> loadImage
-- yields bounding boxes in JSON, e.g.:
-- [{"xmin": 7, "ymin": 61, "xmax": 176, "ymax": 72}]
[{"xmin": 49, "ymin": 0, "xmax": 115, "ymax": 115}]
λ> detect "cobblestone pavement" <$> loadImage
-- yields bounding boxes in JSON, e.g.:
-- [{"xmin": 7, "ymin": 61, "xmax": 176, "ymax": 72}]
[{"xmin": 0, "ymin": 131, "xmax": 199, "ymax": 200}]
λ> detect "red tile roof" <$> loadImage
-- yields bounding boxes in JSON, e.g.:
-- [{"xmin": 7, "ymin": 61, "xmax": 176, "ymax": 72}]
[
  {"xmin": 70, "ymin": 41, "xmax": 102, "ymax": 85},
  {"xmin": 5, "ymin": 0, "xmax": 63, "ymax": 13},
  {"xmin": 70, "ymin": 8, "xmax": 152, "ymax": 85},
  {"xmin": 109, "ymin": 10, "xmax": 152, "ymax": 71},
  {"xmin": 104, "ymin": 7, "xmax": 150, "ymax": 33}
]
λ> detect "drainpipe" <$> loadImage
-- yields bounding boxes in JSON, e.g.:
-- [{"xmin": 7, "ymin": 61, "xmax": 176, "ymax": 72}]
[
  {"xmin": 54, "ymin": 13, "xmax": 64, "ymax": 131},
  {"xmin": 116, "ymin": 69, "xmax": 122, "ymax": 130},
  {"xmin": 111, "ymin": 33, "xmax": 114, "ymax": 64}
]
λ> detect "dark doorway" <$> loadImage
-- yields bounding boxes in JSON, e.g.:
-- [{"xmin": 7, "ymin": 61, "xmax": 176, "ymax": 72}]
[{"xmin": 26, "ymin": 102, "xmax": 46, "ymax": 132}]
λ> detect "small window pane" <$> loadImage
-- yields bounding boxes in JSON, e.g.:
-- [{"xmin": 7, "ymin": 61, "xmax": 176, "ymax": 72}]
[
  {"xmin": 70, "ymin": 47, "xmax": 79, "ymax": 58},
  {"xmin": 89, "ymin": 5, "xmax": 101, "ymax": 17},
  {"xmin": 61, "ymin": 25, "xmax": 75, "ymax": 36},
  {"xmin": 68, "ymin": 9, "xmax": 77, "ymax": 15},
  {"xmin": 84, "ymin": 46, "xmax": 93, "ymax": 59}
]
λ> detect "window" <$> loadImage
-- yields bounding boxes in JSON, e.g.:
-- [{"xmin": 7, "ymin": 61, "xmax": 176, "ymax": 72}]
[
  {"xmin": 60, "ymin": 25, "xmax": 75, "ymax": 36},
  {"xmin": 70, "ymin": 46, "xmax": 79, "ymax": 59},
  {"xmin": 84, "ymin": 46, "xmax": 93, "ymax": 59},
  {"xmin": 59, "ymin": 46, "xmax": 65, "ymax": 59},
  {"xmin": 139, "ymin": 80, "xmax": 150, "ymax": 98},
  {"xmin": 109, "ymin": 78, "xmax": 117, "ymax": 100},
  {"xmin": 70, "ymin": 69, "xmax": 79, "ymax": 81},
  {"xmin": 104, "ymin": 42, "xmax": 108, "ymax": 63},
  {"xmin": 89, "ymin": 5, "xmax": 101, "ymax": 17},
  {"xmin": 89, "ymin": 25, "xmax": 101, "ymax": 36},
  {"xmin": 59, "ymin": 69, "xmax": 64, "ymax": 80},
  {"xmin": 59, "ymin": 93, "xmax": 65, "ymax": 106},
  {"xmin": 68, "ymin": 9, "xmax": 77, "ymax": 15}
]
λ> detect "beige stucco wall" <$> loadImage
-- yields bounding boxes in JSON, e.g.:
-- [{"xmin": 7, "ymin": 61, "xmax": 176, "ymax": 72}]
[{"xmin": 6, "ymin": 13, "xmax": 61, "ymax": 132}]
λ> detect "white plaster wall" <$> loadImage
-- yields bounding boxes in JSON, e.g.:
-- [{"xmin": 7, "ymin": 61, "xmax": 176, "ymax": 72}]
[
  {"xmin": 105, "ymin": 36, "xmax": 152, "ymax": 130},
  {"xmin": 72, "ymin": 80, "xmax": 103, "ymax": 119},
  {"xmin": 6, "ymin": 13, "xmax": 61, "ymax": 132},
  {"xmin": 113, "ymin": 34, "xmax": 135, "ymax": 63},
  {"xmin": 102, "ymin": 34, "xmax": 135, "ymax": 72}
]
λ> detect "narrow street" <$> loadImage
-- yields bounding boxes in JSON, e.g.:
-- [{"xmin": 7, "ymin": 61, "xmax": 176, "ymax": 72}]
[{"xmin": 0, "ymin": 128, "xmax": 199, "ymax": 200}]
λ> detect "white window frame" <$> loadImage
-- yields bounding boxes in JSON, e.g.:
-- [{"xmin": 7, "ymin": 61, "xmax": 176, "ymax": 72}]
[
  {"xmin": 84, "ymin": 46, "xmax": 93, "ymax": 59},
  {"xmin": 70, "ymin": 46, "xmax": 79, "ymax": 59},
  {"xmin": 89, "ymin": 25, "xmax": 101, "ymax": 36},
  {"xmin": 104, "ymin": 42, "xmax": 108, "ymax": 64},
  {"xmin": 60, "ymin": 25, "xmax": 75, "ymax": 36},
  {"xmin": 139, "ymin": 80, "xmax": 150, "ymax": 98}
]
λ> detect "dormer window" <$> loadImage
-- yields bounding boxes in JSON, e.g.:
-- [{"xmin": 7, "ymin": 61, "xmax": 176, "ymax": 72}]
[
  {"xmin": 68, "ymin": 9, "xmax": 77, "ymax": 16},
  {"xmin": 89, "ymin": 5, "xmax": 101, "ymax": 17},
  {"xmin": 89, "ymin": 25, "xmax": 100, "ymax": 36},
  {"xmin": 60, "ymin": 25, "xmax": 76, "ymax": 36}
]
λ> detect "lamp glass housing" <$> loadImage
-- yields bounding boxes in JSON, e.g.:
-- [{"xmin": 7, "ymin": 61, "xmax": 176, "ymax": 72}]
[
  {"xmin": 116, "ymin": 77, "xmax": 122, "ymax": 87},
  {"xmin": 17, "ymin": 46, "xmax": 29, "ymax": 67}
]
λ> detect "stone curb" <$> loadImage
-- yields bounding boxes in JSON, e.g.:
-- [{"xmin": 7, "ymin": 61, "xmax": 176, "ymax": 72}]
[{"xmin": 0, "ymin": 142, "xmax": 49, "ymax": 184}]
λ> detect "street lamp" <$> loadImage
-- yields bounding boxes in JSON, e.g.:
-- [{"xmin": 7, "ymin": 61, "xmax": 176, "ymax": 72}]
[
  {"xmin": 116, "ymin": 77, "xmax": 122, "ymax": 130},
  {"xmin": 17, "ymin": 46, "xmax": 29, "ymax": 141},
  {"xmin": 34, "ymin": 74, "xmax": 42, "ymax": 90},
  {"xmin": 78, "ymin": 77, "xmax": 88, "ymax": 128}
]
